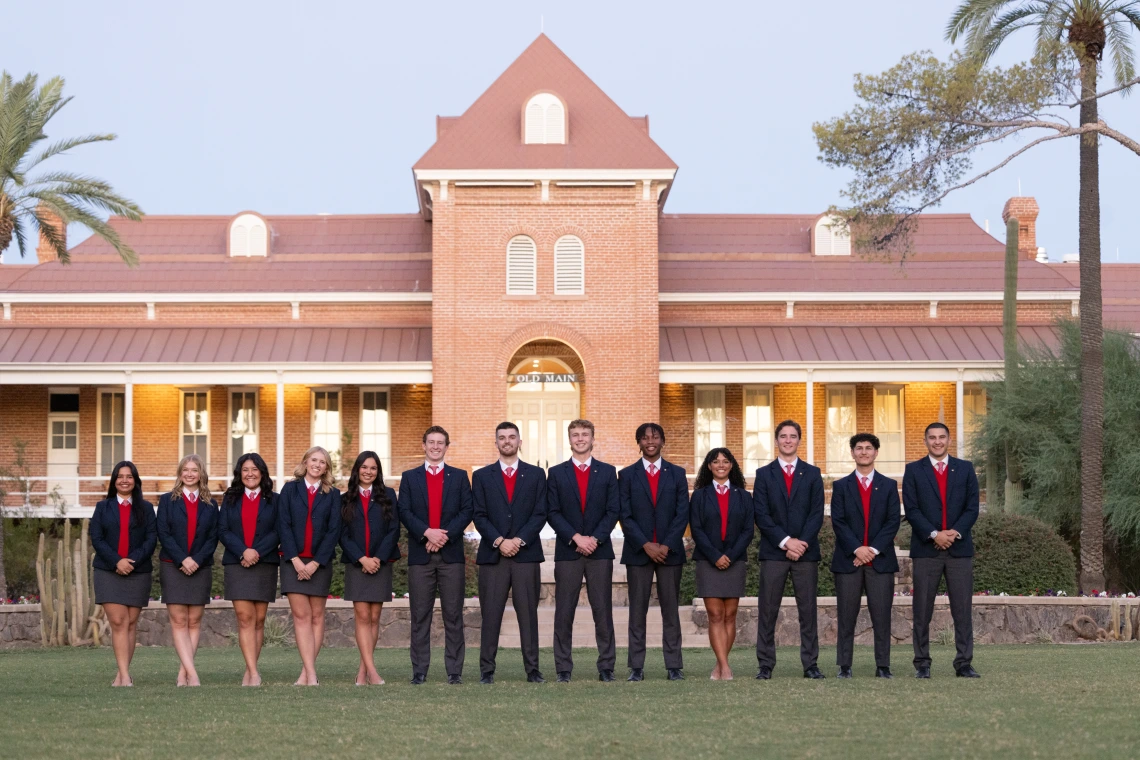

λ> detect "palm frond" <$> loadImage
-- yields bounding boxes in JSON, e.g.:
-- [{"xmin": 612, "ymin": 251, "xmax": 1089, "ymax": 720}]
[
  {"xmin": 31, "ymin": 203, "xmax": 68, "ymax": 264},
  {"xmin": 28, "ymin": 191, "xmax": 138, "ymax": 267},
  {"xmin": 26, "ymin": 133, "xmax": 116, "ymax": 171},
  {"xmin": 10, "ymin": 213, "xmax": 29, "ymax": 260}
]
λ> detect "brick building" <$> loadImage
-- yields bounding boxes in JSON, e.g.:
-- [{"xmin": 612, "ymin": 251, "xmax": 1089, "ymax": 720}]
[{"xmin": 2, "ymin": 35, "xmax": 1138, "ymax": 515}]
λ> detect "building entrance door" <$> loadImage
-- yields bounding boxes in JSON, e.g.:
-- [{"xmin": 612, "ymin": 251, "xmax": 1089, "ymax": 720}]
[
  {"xmin": 507, "ymin": 357, "xmax": 581, "ymax": 470},
  {"xmin": 47, "ymin": 414, "xmax": 80, "ymax": 508}
]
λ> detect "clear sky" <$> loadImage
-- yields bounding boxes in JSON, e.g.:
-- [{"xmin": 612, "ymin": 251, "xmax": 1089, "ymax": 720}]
[{"xmin": 3, "ymin": 0, "xmax": 1138, "ymax": 263}]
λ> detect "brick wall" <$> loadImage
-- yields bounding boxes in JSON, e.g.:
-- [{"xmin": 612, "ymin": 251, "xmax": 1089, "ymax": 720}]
[
  {"xmin": 391, "ymin": 384, "xmax": 433, "ymax": 475},
  {"xmin": 659, "ymin": 384, "xmax": 695, "ymax": 472}
]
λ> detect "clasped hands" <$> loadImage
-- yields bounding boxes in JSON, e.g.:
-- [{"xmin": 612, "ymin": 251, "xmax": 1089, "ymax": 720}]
[
  {"xmin": 114, "ymin": 558, "xmax": 135, "ymax": 575},
  {"xmin": 784, "ymin": 537, "xmax": 809, "ymax": 562},
  {"xmin": 240, "ymin": 548, "xmax": 260, "ymax": 568},
  {"xmin": 852, "ymin": 546, "xmax": 876, "ymax": 567},
  {"xmin": 291, "ymin": 556, "xmax": 320, "ymax": 580},
  {"xmin": 495, "ymin": 537, "xmax": 523, "ymax": 557},
  {"xmin": 642, "ymin": 542, "xmax": 670, "ymax": 564},
  {"xmin": 933, "ymin": 529, "xmax": 959, "ymax": 550},
  {"xmin": 424, "ymin": 527, "xmax": 449, "ymax": 553},
  {"xmin": 359, "ymin": 556, "xmax": 382, "ymax": 574},
  {"xmin": 180, "ymin": 557, "xmax": 200, "ymax": 575},
  {"xmin": 572, "ymin": 534, "xmax": 598, "ymax": 556}
]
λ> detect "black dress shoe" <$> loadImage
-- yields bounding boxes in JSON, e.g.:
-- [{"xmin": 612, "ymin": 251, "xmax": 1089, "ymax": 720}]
[
  {"xmin": 447, "ymin": 674, "xmax": 463, "ymax": 685},
  {"xmin": 527, "ymin": 670, "xmax": 546, "ymax": 683},
  {"xmin": 666, "ymin": 668, "xmax": 685, "ymax": 681},
  {"xmin": 876, "ymin": 667, "xmax": 893, "ymax": 679},
  {"xmin": 956, "ymin": 665, "xmax": 981, "ymax": 678},
  {"xmin": 598, "ymin": 669, "xmax": 615, "ymax": 682},
  {"xmin": 914, "ymin": 666, "xmax": 931, "ymax": 679},
  {"xmin": 837, "ymin": 666, "xmax": 853, "ymax": 679},
  {"xmin": 479, "ymin": 674, "xmax": 494, "ymax": 685},
  {"xmin": 803, "ymin": 666, "xmax": 826, "ymax": 679},
  {"xmin": 556, "ymin": 671, "xmax": 571, "ymax": 683},
  {"xmin": 755, "ymin": 666, "xmax": 772, "ymax": 680},
  {"xmin": 627, "ymin": 668, "xmax": 644, "ymax": 682},
  {"xmin": 410, "ymin": 673, "xmax": 427, "ymax": 685}
]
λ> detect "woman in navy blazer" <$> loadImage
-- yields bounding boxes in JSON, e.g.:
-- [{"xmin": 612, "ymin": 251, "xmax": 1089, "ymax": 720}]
[
  {"xmin": 339, "ymin": 450, "xmax": 400, "ymax": 685},
  {"xmin": 89, "ymin": 460, "xmax": 157, "ymax": 687},
  {"xmin": 218, "ymin": 452, "xmax": 279, "ymax": 687},
  {"xmin": 278, "ymin": 445, "xmax": 343, "ymax": 686},
  {"xmin": 689, "ymin": 448, "xmax": 754, "ymax": 680},
  {"xmin": 156, "ymin": 454, "xmax": 219, "ymax": 687}
]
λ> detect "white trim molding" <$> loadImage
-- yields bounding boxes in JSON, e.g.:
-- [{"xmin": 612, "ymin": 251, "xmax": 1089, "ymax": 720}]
[
  {"xmin": 1, "ymin": 291, "xmax": 432, "ymax": 305},
  {"xmin": 415, "ymin": 169, "xmax": 677, "ymax": 182},
  {"xmin": 660, "ymin": 362, "xmax": 1001, "ymax": 384},
  {"xmin": 660, "ymin": 290, "xmax": 1079, "ymax": 304},
  {"xmin": 0, "ymin": 362, "xmax": 433, "ymax": 386}
]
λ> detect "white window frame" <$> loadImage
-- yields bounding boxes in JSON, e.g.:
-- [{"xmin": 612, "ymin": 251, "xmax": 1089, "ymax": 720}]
[
  {"xmin": 742, "ymin": 384, "xmax": 775, "ymax": 473},
  {"xmin": 311, "ymin": 388, "xmax": 343, "ymax": 471},
  {"xmin": 96, "ymin": 388, "xmax": 126, "ymax": 477},
  {"xmin": 814, "ymin": 215, "xmax": 852, "ymax": 256},
  {"xmin": 962, "ymin": 385, "xmax": 987, "ymax": 456},
  {"xmin": 359, "ymin": 386, "xmax": 392, "ymax": 477},
  {"xmin": 506, "ymin": 235, "xmax": 537, "ymax": 295},
  {"xmin": 229, "ymin": 213, "xmax": 268, "ymax": 257},
  {"xmin": 553, "ymin": 235, "xmax": 585, "ymax": 295},
  {"xmin": 872, "ymin": 384, "xmax": 906, "ymax": 476},
  {"xmin": 227, "ymin": 388, "xmax": 260, "ymax": 473},
  {"xmin": 524, "ymin": 92, "xmax": 566, "ymax": 145},
  {"xmin": 179, "ymin": 389, "xmax": 211, "ymax": 463},
  {"xmin": 694, "ymin": 385, "xmax": 726, "ymax": 465},
  {"xmin": 824, "ymin": 384, "xmax": 857, "ymax": 476}
]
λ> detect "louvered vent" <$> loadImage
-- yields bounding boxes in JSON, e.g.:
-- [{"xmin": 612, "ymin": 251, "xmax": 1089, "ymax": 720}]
[
  {"xmin": 506, "ymin": 235, "xmax": 537, "ymax": 295},
  {"xmin": 229, "ymin": 213, "xmax": 269, "ymax": 257},
  {"xmin": 553, "ymin": 235, "xmax": 584, "ymax": 295},
  {"xmin": 814, "ymin": 215, "xmax": 851, "ymax": 256},
  {"xmin": 525, "ymin": 102, "xmax": 545, "ymax": 144},
  {"xmin": 524, "ymin": 93, "xmax": 566, "ymax": 144}
]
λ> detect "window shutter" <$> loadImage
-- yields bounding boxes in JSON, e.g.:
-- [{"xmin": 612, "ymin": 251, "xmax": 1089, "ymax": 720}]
[
  {"xmin": 815, "ymin": 215, "xmax": 851, "ymax": 256},
  {"xmin": 524, "ymin": 93, "xmax": 566, "ymax": 144},
  {"xmin": 506, "ymin": 235, "xmax": 537, "ymax": 295},
  {"xmin": 545, "ymin": 102, "xmax": 564, "ymax": 144},
  {"xmin": 231, "ymin": 224, "xmax": 249, "ymax": 256},
  {"xmin": 525, "ymin": 103, "xmax": 545, "ymax": 144},
  {"xmin": 553, "ymin": 235, "xmax": 584, "ymax": 295},
  {"xmin": 248, "ymin": 222, "xmax": 267, "ymax": 256}
]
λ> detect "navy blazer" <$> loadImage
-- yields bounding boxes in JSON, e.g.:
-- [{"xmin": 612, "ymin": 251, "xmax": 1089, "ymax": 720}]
[
  {"xmin": 339, "ymin": 486, "xmax": 401, "ymax": 565},
  {"xmin": 545, "ymin": 458, "xmax": 620, "ymax": 562},
  {"xmin": 829, "ymin": 471, "xmax": 901, "ymax": 574},
  {"xmin": 90, "ymin": 498, "xmax": 158, "ymax": 573},
  {"xmin": 156, "ymin": 491, "xmax": 220, "ymax": 568},
  {"xmin": 903, "ymin": 456, "xmax": 980, "ymax": 559},
  {"xmin": 689, "ymin": 484, "xmax": 755, "ymax": 564},
  {"xmin": 218, "ymin": 491, "xmax": 281, "ymax": 565},
  {"xmin": 277, "ymin": 479, "xmax": 343, "ymax": 567},
  {"xmin": 618, "ymin": 459, "xmax": 689, "ymax": 566},
  {"xmin": 753, "ymin": 459, "xmax": 826, "ymax": 562},
  {"xmin": 472, "ymin": 461, "xmax": 548, "ymax": 564},
  {"xmin": 397, "ymin": 464, "xmax": 473, "ymax": 565}
]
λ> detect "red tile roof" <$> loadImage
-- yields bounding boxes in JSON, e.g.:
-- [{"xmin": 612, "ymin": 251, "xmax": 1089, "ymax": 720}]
[
  {"xmin": 659, "ymin": 325, "xmax": 1058, "ymax": 363},
  {"xmin": 413, "ymin": 35, "xmax": 676, "ymax": 171},
  {"xmin": 1048, "ymin": 263, "xmax": 1140, "ymax": 331},
  {"xmin": 0, "ymin": 327, "xmax": 431, "ymax": 364}
]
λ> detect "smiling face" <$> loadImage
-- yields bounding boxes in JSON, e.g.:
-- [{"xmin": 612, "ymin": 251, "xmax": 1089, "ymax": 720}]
[
  {"xmin": 776, "ymin": 425, "xmax": 800, "ymax": 459},
  {"xmin": 568, "ymin": 425, "xmax": 594, "ymax": 458},
  {"xmin": 358, "ymin": 457, "xmax": 379, "ymax": 488},
  {"xmin": 925, "ymin": 426, "xmax": 950, "ymax": 458},
  {"xmin": 638, "ymin": 427, "xmax": 663, "ymax": 460},
  {"xmin": 181, "ymin": 459, "xmax": 201, "ymax": 489},
  {"xmin": 240, "ymin": 460, "xmax": 262, "ymax": 490},
  {"xmin": 305, "ymin": 451, "xmax": 329, "ymax": 480},
  {"xmin": 852, "ymin": 441, "xmax": 879, "ymax": 468},
  {"xmin": 423, "ymin": 432, "xmax": 449, "ymax": 465},
  {"xmin": 114, "ymin": 466, "xmax": 135, "ymax": 497},
  {"xmin": 496, "ymin": 426, "xmax": 520, "ymax": 459},
  {"xmin": 709, "ymin": 452, "xmax": 732, "ymax": 482}
]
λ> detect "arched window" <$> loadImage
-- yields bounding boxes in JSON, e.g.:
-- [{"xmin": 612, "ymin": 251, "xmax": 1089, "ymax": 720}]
[
  {"xmin": 553, "ymin": 235, "xmax": 585, "ymax": 295},
  {"xmin": 229, "ymin": 213, "xmax": 269, "ymax": 257},
  {"xmin": 506, "ymin": 235, "xmax": 537, "ymax": 295},
  {"xmin": 814, "ymin": 214, "xmax": 851, "ymax": 256},
  {"xmin": 524, "ymin": 93, "xmax": 566, "ymax": 145}
]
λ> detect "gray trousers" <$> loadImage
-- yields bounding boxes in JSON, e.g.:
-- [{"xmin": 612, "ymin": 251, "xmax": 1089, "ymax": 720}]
[
  {"xmin": 756, "ymin": 560, "xmax": 819, "ymax": 671},
  {"xmin": 478, "ymin": 557, "xmax": 541, "ymax": 676},
  {"xmin": 626, "ymin": 562, "xmax": 683, "ymax": 670},
  {"xmin": 835, "ymin": 566, "xmax": 894, "ymax": 669},
  {"xmin": 912, "ymin": 555, "xmax": 974, "ymax": 670},
  {"xmin": 407, "ymin": 553, "xmax": 466, "ymax": 677},
  {"xmin": 553, "ymin": 557, "xmax": 616, "ymax": 673}
]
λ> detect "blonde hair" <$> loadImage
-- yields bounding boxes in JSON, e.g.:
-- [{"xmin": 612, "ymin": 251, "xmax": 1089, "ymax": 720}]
[
  {"xmin": 293, "ymin": 446, "xmax": 336, "ymax": 493},
  {"xmin": 172, "ymin": 454, "xmax": 213, "ymax": 504}
]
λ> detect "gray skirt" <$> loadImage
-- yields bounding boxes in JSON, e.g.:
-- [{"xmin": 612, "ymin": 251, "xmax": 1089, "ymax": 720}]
[
  {"xmin": 224, "ymin": 562, "xmax": 278, "ymax": 603},
  {"xmin": 94, "ymin": 567, "xmax": 152, "ymax": 608},
  {"xmin": 695, "ymin": 559, "xmax": 747, "ymax": 599},
  {"xmin": 160, "ymin": 562, "xmax": 213, "ymax": 606},
  {"xmin": 343, "ymin": 562, "xmax": 394, "ymax": 603},
  {"xmin": 280, "ymin": 561, "xmax": 333, "ymax": 597}
]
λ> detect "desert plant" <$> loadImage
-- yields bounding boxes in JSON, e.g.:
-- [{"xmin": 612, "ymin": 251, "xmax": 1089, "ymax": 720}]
[{"xmin": 34, "ymin": 520, "xmax": 106, "ymax": 646}]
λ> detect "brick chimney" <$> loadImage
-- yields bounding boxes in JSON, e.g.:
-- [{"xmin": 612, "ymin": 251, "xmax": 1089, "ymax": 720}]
[
  {"xmin": 35, "ymin": 206, "xmax": 67, "ymax": 263},
  {"xmin": 1001, "ymin": 196, "xmax": 1039, "ymax": 260}
]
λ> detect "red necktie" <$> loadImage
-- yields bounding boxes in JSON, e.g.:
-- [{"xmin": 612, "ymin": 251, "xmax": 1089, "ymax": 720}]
[
  {"xmin": 784, "ymin": 464, "xmax": 795, "ymax": 496},
  {"xmin": 936, "ymin": 462, "xmax": 948, "ymax": 530},
  {"xmin": 185, "ymin": 492, "xmax": 199, "ymax": 554},
  {"xmin": 117, "ymin": 500, "xmax": 131, "ymax": 558},
  {"xmin": 646, "ymin": 464, "xmax": 660, "ymax": 542}
]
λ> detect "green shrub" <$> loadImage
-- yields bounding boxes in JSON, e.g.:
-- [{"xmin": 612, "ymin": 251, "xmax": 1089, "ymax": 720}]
[{"xmin": 972, "ymin": 511, "xmax": 1077, "ymax": 595}]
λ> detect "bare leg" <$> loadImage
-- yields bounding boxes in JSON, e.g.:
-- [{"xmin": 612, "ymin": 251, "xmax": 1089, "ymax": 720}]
[
  {"xmin": 125, "ymin": 606, "xmax": 142, "ymax": 670},
  {"xmin": 253, "ymin": 602, "xmax": 268, "ymax": 664},
  {"xmin": 104, "ymin": 603, "xmax": 133, "ymax": 686},
  {"xmin": 369, "ymin": 604, "xmax": 384, "ymax": 684},
  {"xmin": 186, "ymin": 605, "xmax": 204, "ymax": 686},
  {"xmin": 721, "ymin": 598, "xmax": 740, "ymax": 680},
  {"xmin": 168, "ymin": 604, "xmax": 198, "ymax": 686},
  {"xmin": 353, "ymin": 602, "xmax": 384, "ymax": 684},
  {"xmin": 705, "ymin": 598, "xmax": 727, "ymax": 679},
  {"xmin": 309, "ymin": 594, "xmax": 328, "ymax": 678},
  {"xmin": 234, "ymin": 601, "xmax": 257, "ymax": 685},
  {"xmin": 288, "ymin": 593, "xmax": 316, "ymax": 685}
]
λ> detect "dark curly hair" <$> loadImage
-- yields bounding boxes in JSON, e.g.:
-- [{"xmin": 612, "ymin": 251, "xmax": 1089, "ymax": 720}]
[{"xmin": 693, "ymin": 447, "xmax": 746, "ymax": 490}]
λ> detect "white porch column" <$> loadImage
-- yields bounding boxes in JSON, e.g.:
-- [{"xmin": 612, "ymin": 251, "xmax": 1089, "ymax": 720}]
[
  {"xmin": 805, "ymin": 370, "xmax": 815, "ymax": 464},
  {"xmin": 276, "ymin": 371, "xmax": 285, "ymax": 482},
  {"xmin": 956, "ymin": 369, "xmax": 965, "ymax": 457},
  {"xmin": 123, "ymin": 372, "xmax": 134, "ymax": 461}
]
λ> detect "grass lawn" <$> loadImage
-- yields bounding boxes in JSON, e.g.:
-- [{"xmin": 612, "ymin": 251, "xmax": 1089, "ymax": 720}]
[{"xmin": 1, "ymin": 643, "xmax": 1137, "ymax": 759}]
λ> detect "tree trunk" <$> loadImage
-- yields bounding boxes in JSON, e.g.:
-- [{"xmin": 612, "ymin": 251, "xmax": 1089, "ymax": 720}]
[
  {"xmin": 1078, "ymin": 58, "xmax": 1106, "ymax": 592},
  {"xmin": 1002, "ymin": 218, "xmax": 1023, "ymax": 513}
]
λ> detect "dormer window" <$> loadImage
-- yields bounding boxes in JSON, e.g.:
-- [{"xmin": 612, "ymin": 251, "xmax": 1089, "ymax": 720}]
[
  {"xmin": 229, "ymin": 212, "xmax": 269, "ymax": 257},
  {"xmin": 524, "ymin": 92, "xmax": 566, "ymax": 144},
  {"xmin": 814, "ymin": 214, "xmax": 851, "ymax": 256}
]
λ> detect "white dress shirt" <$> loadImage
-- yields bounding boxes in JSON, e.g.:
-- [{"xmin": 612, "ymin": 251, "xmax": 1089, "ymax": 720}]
[
  {"xmin": 641, "ymin": 457, "xmax": 662, "ymax": 472},
  {"xmin": 776, "ymin": 457, "xmax": 799, "ymax": 549},
  {"xmin": 244, "ymin": 487, "xmax": 260, "ymax": 499},
  {"xmin": 570, "ymin": 455, "xmax": 593, "ymax": 469},
  {"xmin": 424, "ymin": 461, "xmax": 445, "ymax": 474}
]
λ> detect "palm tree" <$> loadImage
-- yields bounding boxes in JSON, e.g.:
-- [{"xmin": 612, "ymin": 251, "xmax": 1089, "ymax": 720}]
[
  {"xmin": 947, "ymin": 1, "xmax": 1140, "ymax": 592},
  {"xmin": 0, "ymin": 72, "xmax": 141, "ymax": 265}
]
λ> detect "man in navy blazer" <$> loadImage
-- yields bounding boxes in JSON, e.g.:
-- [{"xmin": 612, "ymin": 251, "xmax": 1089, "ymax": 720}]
[
  {"xmin": 472, "ymin": 422, "xmax": 548, "ymax": 684},
  {"xmin": 753, "ymin": 419, "xmax": 826, "ymax": 679},
  {"xmin": 546, "ymin": 418, "xmax": 620, "ymax": 682},
  {"xmin": 904, "ymin": 422, "xmax": 981, "ymax": 679},
  {"xmin": 619, "ymin": 422, "xmax": 689, "ymax": 681},
  {"xmin": 830, "ymin": 433, "xmax": 901, "ymax": 679},
  {"xmin": 397, "ymin": 425, "xmax": 473, "ymax": 685}
]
